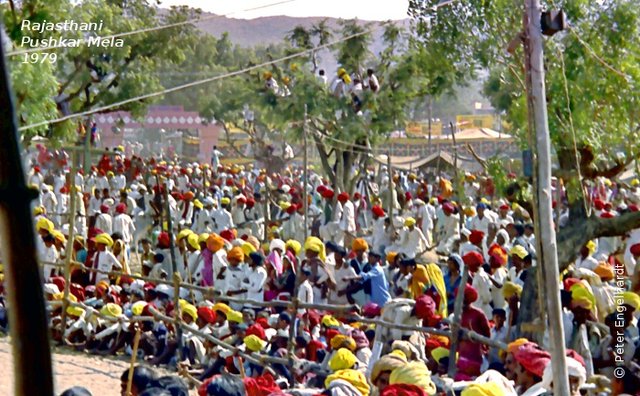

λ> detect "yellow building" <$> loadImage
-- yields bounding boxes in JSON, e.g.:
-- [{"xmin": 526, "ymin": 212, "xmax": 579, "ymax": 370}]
[
  {"xmin": 456, "ymin": 114, "xmax": 495, "ymax": 130},
  {"xmin": 405, "ymin": 121, "xmax": 443, "ymax": 137}
]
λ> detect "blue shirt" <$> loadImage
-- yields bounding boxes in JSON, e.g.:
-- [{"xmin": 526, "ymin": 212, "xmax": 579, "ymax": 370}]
[{"xmin": 359, "ymin": 264, "xmax": 391, "ymax": 306}]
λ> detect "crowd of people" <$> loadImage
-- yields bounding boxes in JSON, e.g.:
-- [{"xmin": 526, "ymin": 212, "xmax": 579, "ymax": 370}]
[{"xmin": 2, "ymin": 143, "xmax": 640, "ymax": 396}]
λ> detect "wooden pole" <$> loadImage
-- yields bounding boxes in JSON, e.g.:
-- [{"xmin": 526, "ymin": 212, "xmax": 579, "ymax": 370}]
[
  {"xmin": 263, "ymin": 180, "xmax": 270, "ymax": 244},
  {"xmin": 0, "ymin": 31, "xmax": 55, "ymax": 395},
  {"xmin": 126, "ymin": 327, "xmax": 142, "ymax": 396},
  {"xmin": 162, "ymin": 184, "xmax": 183, "ymax": 360},
  {"xmin": 524, "ymin": 0, "xmax": 570, "ymax": 392},
  {"xmin": 447, "ymin": 267, "xmax": 469, "ymax": 377},
  {"xmin": 59, "ymin": 150, "xmax": 79, "ymax": 344},
  {"xmin": 303, "ymin": 105, "xmax": 309, "ymax": 241},
  {"xmin": 387, "ymin": 152, "xmax": 393, "ymax": 221}
]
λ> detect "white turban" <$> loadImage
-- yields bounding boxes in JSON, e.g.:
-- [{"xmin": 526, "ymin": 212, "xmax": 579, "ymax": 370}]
[{"xmin": 541, "ymin": 357, "xmax": 586, "ymax": 392}]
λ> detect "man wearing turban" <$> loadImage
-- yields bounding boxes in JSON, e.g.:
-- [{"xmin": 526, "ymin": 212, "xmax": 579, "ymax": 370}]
[
  {"xmin": 456, "ymin": 284, "xmax": 491, "ymax": 380},
  {"xmin": 223, "ymin": 247, "xmax": 248, "ymax": 311},
  {"xmin": 303, "ymin": 236, "xmax": 336, "ymax": 304}
]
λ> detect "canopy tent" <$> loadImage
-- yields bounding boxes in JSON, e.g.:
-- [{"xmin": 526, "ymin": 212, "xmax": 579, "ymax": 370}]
[{"xmin": 375, "ymin": 150, "xmax": 480, "ymax": 174}]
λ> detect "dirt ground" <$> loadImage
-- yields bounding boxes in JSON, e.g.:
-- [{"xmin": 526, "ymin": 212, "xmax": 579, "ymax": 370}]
[{"xmin": 0, "ymin": 336, "xmax": 197, "ymax": 396}]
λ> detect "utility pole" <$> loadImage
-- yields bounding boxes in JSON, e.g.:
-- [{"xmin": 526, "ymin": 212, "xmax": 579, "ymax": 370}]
[
  {"xmin": 387, "ymin": 152, "xmax": 393, "ymax": 222},
  {"xmin": 303, "ymin": 104, "xmax": 309, "ymax": 241},
  {"xmin": 0, "ymin": 29, "xmax": 54, "ymax": 395},
  {"xmin": 524, "ymin": 0, "xmax": 570, "ymax": 393}
]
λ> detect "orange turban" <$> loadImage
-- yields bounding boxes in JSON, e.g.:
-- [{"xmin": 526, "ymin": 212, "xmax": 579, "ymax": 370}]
[
  {"xmin": 352, "ymin": 238, "xmax": 368, "ymax": 252},
  {"xmin": 227, "ymin": 247, "xmax": 245, "ymax": 262},
  {"xmin": 206, "ymin": 234, "xmax": 225, "ymax": 253}
]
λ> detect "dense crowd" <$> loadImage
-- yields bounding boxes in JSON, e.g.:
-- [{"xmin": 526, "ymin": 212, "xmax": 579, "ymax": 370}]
[{"xmin": 2, "ymin": 143, "xmax": 640, "ymax": 396}]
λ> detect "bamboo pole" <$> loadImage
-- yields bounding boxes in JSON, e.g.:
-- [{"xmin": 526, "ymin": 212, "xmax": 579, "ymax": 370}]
[
  {"xmin": 447, "ymin": 267, "xmax": 469, "ymax": 377},
  {"xmin": 126, "ymin": 327, "xmax": 142, "ymax": 396}
]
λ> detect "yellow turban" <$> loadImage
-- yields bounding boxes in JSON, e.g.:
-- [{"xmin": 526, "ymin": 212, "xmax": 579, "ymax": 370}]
[
  {"xmin": 371, "ymin": 352, "xmax": 407, "ymax": 383},
  {"xmin": 227, "ymin": 247, "xmax": 245, "ymax": 262},
  {"xmin": 326, "ymin": 369, "xmax": 370, "ymax": 396},
  {"xmin": 182, "ymin": 304, "xmax": 198, "ymax": 321},
  {"xmin": 330, "ymin": 335, "xmax": 357, "ymax": 352},
  {"xmin": 241, "ymin": 242, "xmax": 257, "ymax": 256},
  {"xmin": 329, "ymin": 348, "xmax": 358, "ymax": 371},
  {"xmin": 66, "ymin": 305, "xmax": 85, "ymax": 317},
  {"xmin": 198, "ymin": 233, "xmax": 210, "ymax": 244},
  {"xmin": 622, "ymin": 291, "xmax": 640, "ymax": 310},
  {"xmin": 221, "ymin": 197, "xmax": 231, "ymax": 205},
  {"xmin": 480, "ymin": 198, "xmax": 490, "ymax": 205},
  {"xmin": 304, "ymin": 236, "xmax": 326, "ymax": 261},
  {"xmin": 571, "ymin": 284, "xmax": 596, "ymax": 311},
  {"xmin": 279, "ymin": 201, "xmax": 291, "ymax": 210},
  {"xmin": 36, "ymin": 217, "xmax": 54, "ymax": 233},
  {"xmin": 352, "ymin": 238, "xmax": 368, "ymax": 252},
  {"xmin": 425, "ymin": 263, "xmax": 447, "ymax": 316},
  {"xmin": 322, "ymin": 315, "xmax": 340, "ymax": 328},
  {"xmin": 33, "ymin": 206, "xmax": 45, "ymax": 216},
  {"xmin": 177, "ymin": 228, "xmax": 193, "ymax": 242},
  {"xmin": 431, "ymin": 347, "xmax": 450, "ymax": 363},
  {"xmin": 100, "ymin": 303, "xmax": 123, "ymax": 318},
  {"xmin": 131, "ymin": 301, "xmax": 147, "ymax": 316},
  {"xmin": 461, "ymin": 383, "xmax": 507, "ymax": 396},
  {"xmin": 389, "ymin": 361, "xmax": 436, "ymax": 395},
  {"xmin": 507, "ymin": 338, "xmax": 529, "ymax": 354},
  {"xmin": 463, "ymin": 207, "xmax": 476, "ymax": 217},
  {"xmin": 51, "ymin": 229, "xmax": 66, "ymax": 244},
  {"xmin": 285, "ymin": 240, "xmax": 302, "ymax": 255},
  {"xmin": 594, "ymin": 262, "xmax": 614, "ymax": 280},
  {"xmin": 404, "ymin": 217, "xmax": 416, "ymax": 227},
  {"xmin": 95, "ymin": 233, "xmax": 114, "ymax": 247},
  {"xmin": 244, "ymin": 335, "xmax": 267, "ymax": 352},
  {"xmin": 193, "ymin": 199, "xmax": 203, "ymax": 210},
  {"xmin": 186, "ymin": 233, "xmax": 200, "ymax": 251},
  {"xmin": 503, "ymin": 281, "xmax": 523, "ymax": 299},
  {"xmin": 386, "ymin": 252, "xmax": 398, "ymax": 264},
  {"xmin": 510, "ymin": 245, "xmax": 528, "ymax": 259},
  {"xmin": 206, "ymin": 234, "xmax": 225, "ymax": 252},
  {"xmin": 227, "ymin": 310, "xmax": 243, "ymax": 323},
  {"xmin": 337, "ymin": 68, "xmax": 347, "ymax": 77},
  {"xmin": 213, "ymin": 303, "xmax": 231, "ymax": 314},
  {"xmin": 585, "ymin": 240, "xmax": 597, "ymax": 256},
  {"xmin": 631, "ymin": 178, "xmax": 640, "ymax": 187},
  {"xmin": 342, "ymin": 74, "xmax": 352, "ymax": 84}
]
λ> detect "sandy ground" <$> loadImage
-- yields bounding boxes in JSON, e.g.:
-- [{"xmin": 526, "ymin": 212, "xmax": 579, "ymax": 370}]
[{"xmin": 0, "ymin": 336, "xmax": 198, "ymax": 395}]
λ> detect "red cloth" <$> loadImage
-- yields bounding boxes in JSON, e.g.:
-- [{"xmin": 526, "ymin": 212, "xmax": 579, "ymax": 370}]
[
  {"xmin": 372, "ymin": 206, "xmax": 385, "ymax": 218},
  {"xmin": 50, "ymin": 276, "xmax": 66, "ymax": 293},
  {"xmin": 415, "ymin": 294, "xmax": 437, "ymax": 321},
  {"xmin": 457, "ymin": 305, "xmax": 490, "ymax": 377},
  {"xmin": 197, "ymin": 307, "xmax": 217, "ymax": 324},
  {"xmin": 594, "ymin": 199, "xmax": 605, "ymax": 210},
  {"xmin": 363, "ymin": 302, "xmax": 381, "ymax": 318},
  {"xmin": 69, "ymin": 283, "xmax": 85, "ymax": 301},
  {"xmin": 307, "ymin": 339, "xmax": 325, "ymax": 362},
  {"xmin": 243, "ymin": 373, "xmax": 280, "ymax": 396},
  {"xmin": 488, "ymin": 244, "xmax": 508, "ymax": 267},
  {"xmin": 566, "ymin": 349, "xmax": 586, "ymax": 368},
  {"xmin": 381, "ymin": 384, "xmax": 428, "ymax": 396},
  {"xmin": 513, "ymin": 343, "xmax": 551, "ymax": 377},
  {"xmin": 563, "ymin": 278, "xmax": 581, "ymax": 291},
  {"xmin": 469, "ymin": 230, "xmax": 484, "ymax": 245},
  {"xmin": 220, "ymin": 229, "xmax": 235, "ymax": 242},
  {"xmin": 322, "ymin": 189, "xmax": 334, "ymax": 199},
  {"xmin": 157, "ymin": 232, "xmax": 170, "ymax": 249},
  {"xmin": 442, "ymin": 202, "xmax": 455, "ymax": 214},
  {"xmin": 337, "ymin": 192, "xmax": 349, "ymax": 202},
  {"xmin": 246, "ymin": 324, "xmax": 267, "ymax": 340},
  {"xmin": 256, "ymin": 317, "xmax": 270, "ymax": 329},
  {"xmin": 630, "ymin": 243, "xmax": 640, "ymax": 257},
  {"xmin": 600, "ymin": 211, "xmax": 615, "ymax": 218},
  {"xmin": 462, "ymin": 251, "xmax": 484, "ymax": 271},
  {"xmin": 115, "ymin": 203, "xmax": 127, "ymax": 214},
  {"xmin": 325, "ymin": 329, "xmax": 340, "ymax": 347}
]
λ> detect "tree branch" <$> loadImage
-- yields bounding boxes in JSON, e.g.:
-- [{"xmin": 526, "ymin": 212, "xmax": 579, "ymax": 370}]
[{"xmin": 466, "ymin": 144, "xmax": 488, "ymax": 171}]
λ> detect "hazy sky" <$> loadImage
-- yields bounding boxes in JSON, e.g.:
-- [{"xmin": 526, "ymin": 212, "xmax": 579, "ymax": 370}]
[{"xmin": 159, "ymin": 0, "xmax": 410, "ymax": 20}]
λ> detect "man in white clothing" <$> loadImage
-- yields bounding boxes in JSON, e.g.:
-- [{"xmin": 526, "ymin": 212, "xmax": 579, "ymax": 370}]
[
  {"xmin": 91, "ymin": 233, "xmax": 123, "ymax": 285},
  {"xmin": 112, "ymin": 203, "xmax": 135, "ymax": 247},
  {"xmin": 244, "ymin": 252, "xmax": 268, "ymax": 310},
  {"xmin": 95, "ymin": 204, "xmax": 113, "ymax": 234},
  {"xmin": 297, "ymin": 268, "xmax": 314, "ymax": 315},
  {"xmin": 338, "ymin": 192, "xmax": 356, "ymax": 247}
]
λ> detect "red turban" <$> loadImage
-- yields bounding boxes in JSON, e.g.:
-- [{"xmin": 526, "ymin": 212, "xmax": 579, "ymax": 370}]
[
  {"xmin": 563, "ymin": 277, "xmax": 581, "ymax": 291},
  {"xmin": 197, "ymin": 307, "xmax": 217, "ymax": 324},
  {"xmin": 363, "ymin": 302, "xmax": 381, "ymax": 318},
  {"xmin": 405, "ymin": 191, "xmax": 412, "ymax": 200},
  {"xmin": 629, "ymin": 204, "xmax": 639, "ymax": 212},
  {"xmin": 372, "ymin": 206, "xmax": 386, "ymax": 218},
  {"xmin": 381, "ymin": 384, "xmax": 428, "ymax": 396},
  {"xmin": 157, "ymin": 232, "xmax": 170, "ymax": 249},
  {"xmin": 630, "ymin": 243, "xmax": 640, "ymax": 257},
  {"xmin": 69, "ymin": 283, "xmax": 85, "ymax": 301},
  {"xmin": 442, "ymin": 202, "xmax": 455, "ymax": 214},
  {"xmin": 317, "ymin": 185, "xmax": 327, "ymax": 193},
  {"xmin": 246, "ymin": 324, "xmax": 267, "ymax": 341},
  {"xmin": 322, "ymin": 189, "xmax": 335, "ymax": 199},
  {"xmin": 115, "ymin": 203, "xmax": 127, "ymax": 214},
  {"xmin": 499, "ymin": 204, "xmax": 509, "ymax": 210},
  {"xmin": 489, "ymin": 244, "xmax": 508, "ymax": 267},
  {"xmin": 513, "ymin": 343, "xmax": 551, "ymax": 377},
  {"xmin": 565, "ymin": 349, "xmax": 586, "ymax": 368},
  {"xmin": 415, "ymin": 294, "xmax": 437, "ymax": 321},
  {"xmin": 220, "ymin": 229, "xmax": 235, "ymax": 242},
  {"xmin": 462, "ymin": 251, "xmax": 484, "ymax": 270},
  {"xmin": 286, "ymin": 204, "xmax": 297, "ymax": 214},
  {"xmin": 255, "ymin": 317, "xmax": 270, "ymax": 329},
  {"xmin": 237, "ymin": 196, "xmax": 247, "ymax": 204},
  {"xmin": 325, "ymin": 329, "xmax": 340, "ymax": 347},
  {"xmin": 183, "ymin": 191, "xmax": 195, "ymax": 201},
  {"xmin": 600, "ymin": 211, "xmax": 614, "ymax": 218},
  {"xmin": 50, "ymin": 276, "xmax": 66, "ymax": 292},
  {"xmin": 469, "ymin": 230, "xmax": 484, "ymax": 245},
  {"xmin": 594, "ymin": 199, "xmax": 605, "ymax": 210},
  {"xmin": 456, "ymin": 284, "xmax": 479, "ymax": 304},
  {"xmin": 338, "ymin": 192, "xmax": 349, "ymax": 202},
  {"xmin": 100, "ymin": 204, "xmax": 109, "ymax": 213},
  {"xmin": 246, "ymin": 198, "xmax": 255, "ymax": 208}
]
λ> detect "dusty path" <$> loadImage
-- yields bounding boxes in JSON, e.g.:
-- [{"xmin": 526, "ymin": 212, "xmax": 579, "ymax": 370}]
[{"xmin": 0, "ymin": 336, "xmax": 197, "ymax": 395}]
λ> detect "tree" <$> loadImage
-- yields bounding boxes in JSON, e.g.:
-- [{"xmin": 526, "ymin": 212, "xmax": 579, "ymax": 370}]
[
  {"xmin": 2, "ymin": 0, "xmax": 201, "ymax": 144},
  {"xmin": 409, "ymin": 0, "xmax": 640, "ymax": 337}
]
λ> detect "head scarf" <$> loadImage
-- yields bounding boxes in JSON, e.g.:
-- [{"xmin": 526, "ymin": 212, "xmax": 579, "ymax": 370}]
[
  {"xmin": 389, "ymin": 361, "xmax": 436, "ymax": 396},
  {"xmin": 512, "ymin": 343, "xmax": 551, "ymax": 377},
  {"xmin": 326, "ymin": 370, "xmax": 370, "ymax": 396},
  {"xmin": 100, "ymin": 303, "xmax": 123, "ymax": 318},
  {"xmin": 285, "ymin": 239, "xmax": 302, "ymax": 255},
  {"xmin": 322, "ymin": 315, "xmax": 341, "ymax": 328},
  {"xmin": 622, "ymin": 291, "xmax": 640, "ymax": 310},
  {"xmin": 370, "ymin": 352, "xmax": 408, "ymax": 383},
  {"xmin": 461, "ymin": 383, "xmax": 507, "ymax": 396},
  {"xmin": 404, "ymin": 217, "xmax": 416, "ymax": 227},
  {"xmin": 469, "ymin": 230, "xmax": 484, "ymax": 245},
  {"xmin": 304, "ymin": 236, "xmax": 326, "ymax": 261},
  {"xmin": 456, "ymin": 284, "xmax": 479, "ymax": 304},
  {"xmin": 570, "ymin": 284, "xmax": 596, "ymax": 311},
  {"xmin": 541, "ymin": 357, "xmax": 586, "ymax": 392},
  {"xmin": 227, "ymin": 247, "xmax": 245, "ymax": 262},
  {"xmin": 424, "ymin": 263, "xmax": 447, "ymax": 316},
  {"xmin": 462, "ymin": 251, "xmax": 484, "ymax": 270},
  {"xmin": 183, "ymin": 304, "xmax": 198, "ymax": 321},
  {"xmin": 380, "ymin": 384, "xmax": 428, "ymax": 396},
  {"xmin": 329, "ymin": 348, "xmax": 358, "ymax": 371},
  {"xmin": 197, "ymin": 307, "xmax": 216, "ymax": 324},
  {"xmin": 502, "ymin": 281, "xmax": 522, "ymax": 299},
  {"xmin": 213, "ymin": 303, "xmax": 231, "ymax": 315}
]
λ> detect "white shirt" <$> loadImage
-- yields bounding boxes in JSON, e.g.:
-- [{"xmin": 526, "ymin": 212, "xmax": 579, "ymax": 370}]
[
  {"xmin": 41, "ymin": 244, "xmax": 59, "ymax": 280},
  {"xmin": 95, "ymin": 213, "xmax": 112, "ymax": 235},
  {"xmin": 331, "ymin": 265, "xmax": 357, "ymax": 305},
  {"xmin": 244, "ymin": 266, "xmax": 267, "ymax": 305},
  {"xmin": 88, "ymin": 196, "xmax": 102, "ymax": 215},
  {"xmin": 112, "ymin": 213, "xmax": 135, "ymax": 244},
  {"xmin": 224, "ymin": 265, "xmax": 248, "ymax": 309},
  {"xmin": 297, "ymin": 280, "xmax": 314, "ymax": 314},
  {"xmin": 471, "ymin": 268, "xmax": 493, "ymax": 318},
  {"xmin": 212, "ymin": 208, "xmax": 234, "ymax": 233},
  {"xmin": 575, "ymin": 255, "xmax": 599, "ymax": 271},
  {"xmin": 469, "ymin": 214, "xmax": 494, "ymax": 235},
  {"xmin": 340, "ymin": 200, "xmax": 356, "ymax": 233},
  {"xmin": 93, "ymin": 250, "xmax": 123, "ymax": 285},
  {"xmin": 111, "ymin": 174, "xmax": 126, "ymax": 192}
]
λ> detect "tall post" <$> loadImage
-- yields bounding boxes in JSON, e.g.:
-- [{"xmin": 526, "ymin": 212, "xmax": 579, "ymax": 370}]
[
  {"xmin": 0, "ymin": 31, "xmax": 55, "ymax": 395},
  {"xmin": 303, "ymin": 104, "xmax": 309, "ymax": 241},
  {"xmin": 59, "ymin": 150, "xmax": 79, "ymax": 344},
  {"xmin": 447, "ymin": 268, "xmax": 469, "ymax": 377},
  {"xmin": 524, "ymin": 0, "xmax": 570, "ymax": 393},
  {"xmin": 263, "ymin": 180, "xmax": 270, "ymax": 244},
  {"xmin": 387, "ymin": 152, "xmax": 393, "ymax": 221},
  {"xmin": 162, "ymin": 183, "xmax": 183, "ymax": 360},
  {"xmin": 427, "ymin": 96, "xmax": 433, "ymax": 144},
  {"xmin": 83, "ymin": 119, "xmax": 92, "ymax": 174}
]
